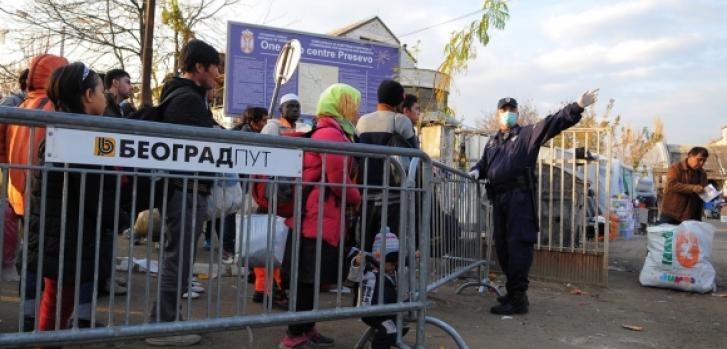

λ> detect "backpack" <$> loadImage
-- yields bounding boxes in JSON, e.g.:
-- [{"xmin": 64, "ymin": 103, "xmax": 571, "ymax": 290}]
[
  {"xmin": 127, "ymin": 87, "xmax": 187, "ymax": 121},
  {"xmin": 385, "ymin": 113, "xmax": 416, "ymax": 186},
  {"xmin": 251, "ymin": 127, "xmax": 331, "ymax": 218}
]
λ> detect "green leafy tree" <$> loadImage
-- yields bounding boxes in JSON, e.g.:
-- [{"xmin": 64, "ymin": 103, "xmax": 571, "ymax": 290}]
[
  {"xmin": 161, "ymin": 0, "xmax": 238, "ymax": 74},
  {"xmin": 436, "ymin": 0, "xmax": 509, "ymax": 113}
]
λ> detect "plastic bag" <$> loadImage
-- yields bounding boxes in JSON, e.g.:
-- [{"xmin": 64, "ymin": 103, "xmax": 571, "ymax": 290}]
[
  {"xmin": 236, "ymin": 214, "xmax": 288, "ymax": 267},
  {"xmin": 207, "ymin": 174, "xmax": 243, "ymax": 219},
  {"xmin": 611, "ymin": 198, "xmax": 634, "ymax": 240},
  {"xmin": 639, "ymin": 221, "xmax": 716, "ymax": 293}
]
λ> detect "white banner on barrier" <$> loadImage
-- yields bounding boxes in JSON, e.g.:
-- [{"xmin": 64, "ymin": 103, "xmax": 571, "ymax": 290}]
[{"xmin": 44, "ymin": 127, "xmax": 303, "ymax": 177}]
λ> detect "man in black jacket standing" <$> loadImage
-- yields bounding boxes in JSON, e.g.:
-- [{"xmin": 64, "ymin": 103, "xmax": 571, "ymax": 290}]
[{"xmin": 147, "ymin": 39, "xmax": 219, "ymax": 347}]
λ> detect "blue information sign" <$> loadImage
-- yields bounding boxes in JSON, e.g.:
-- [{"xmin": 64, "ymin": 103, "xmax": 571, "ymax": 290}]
[{"xmin": 224, "ymin": 21, "xmax": 400, "ymax": 119}]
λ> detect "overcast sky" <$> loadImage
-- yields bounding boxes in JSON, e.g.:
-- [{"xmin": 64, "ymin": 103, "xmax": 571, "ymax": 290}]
[
  {"xmin": 2, "ymin": 0, "xmax": 724, "ymax": 144},
  {"xmin": 214, "ymin": 0, "xmax": 726, "ymax": 145}
]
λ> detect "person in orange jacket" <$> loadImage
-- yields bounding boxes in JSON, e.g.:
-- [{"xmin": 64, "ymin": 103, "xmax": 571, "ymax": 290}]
[{"xmin": 0, "ymin": 54, "xmax": 68, "ymax": 330}]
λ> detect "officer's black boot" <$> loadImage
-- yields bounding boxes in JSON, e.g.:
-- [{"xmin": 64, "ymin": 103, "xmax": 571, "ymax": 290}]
[
  {"xmin": 490, "ymin": 291, "xmax": 529, "ymax": 315},
  {"xmin": 496, "ymin": 293, "xmax": 510, "ymax": 304}
]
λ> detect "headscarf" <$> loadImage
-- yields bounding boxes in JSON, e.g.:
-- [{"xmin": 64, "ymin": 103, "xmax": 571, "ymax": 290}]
[{"xmin": 315, "ymin": 83, "xmax": 361, "ymax": 138}]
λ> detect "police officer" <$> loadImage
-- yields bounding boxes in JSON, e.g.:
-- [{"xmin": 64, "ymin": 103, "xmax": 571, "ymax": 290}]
[{"xmin": 469, "ymin": 89, "xmax": 599, "ymax": 315}]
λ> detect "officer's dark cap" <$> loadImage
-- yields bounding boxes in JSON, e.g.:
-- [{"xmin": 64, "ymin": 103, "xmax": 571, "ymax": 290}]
[{"xmin": 497, "ymin": 97, "xmax": 518, "ymax": 109}]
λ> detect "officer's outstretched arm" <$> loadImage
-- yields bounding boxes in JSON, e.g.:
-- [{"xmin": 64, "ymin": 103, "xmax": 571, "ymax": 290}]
[{"xmin": 528, "ymin": 89, "xmax": 599, "ymax": 150}]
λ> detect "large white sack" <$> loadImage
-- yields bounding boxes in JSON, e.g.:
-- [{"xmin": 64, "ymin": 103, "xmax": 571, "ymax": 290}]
[{"xmin": 639, "ymin": 221, "xmax": 716, "ymax": 293}]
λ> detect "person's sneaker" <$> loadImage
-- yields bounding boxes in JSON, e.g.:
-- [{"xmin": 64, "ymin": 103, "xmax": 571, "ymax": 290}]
[
  {"xmin": 279, "ymin": 334, "xmax": 318, "ymax": 349},
  {"xmin": 305, "ymin": 328, "xmax": 334, "ymax": 347},
  {"xmin": 145, "ymin": 334, "xmax": 201, "ymax": 346},
  {"xmin": 327, "ymin": 286, "xmax": 351, "ymax": 294},
  {"xmin": 182, "ymin": 291, "xmax": 200, "ymax": 299},
  {"xmin": 221, "ymin": 250, "xmax": 234, "ymax": 264},
  {"xmin": 252, "ymin": 291, "xmax": 264, "ymax": 303},
  {"xmin": 188, "ymin": 284, "xmax": 205, "ymax": 293}
]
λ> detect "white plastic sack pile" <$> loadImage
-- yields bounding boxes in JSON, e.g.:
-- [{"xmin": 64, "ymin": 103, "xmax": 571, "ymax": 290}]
[{"xmin": 639, "ymin": 221, "xmax": 716, "ymax": 293}]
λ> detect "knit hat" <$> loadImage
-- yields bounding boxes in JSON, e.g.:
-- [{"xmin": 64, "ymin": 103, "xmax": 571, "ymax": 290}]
[
  {"xmin": 377, "ymin": 79, "xmax": 405, "ymax": 107},
  {"xmin": 372, "ymin": 230, "xmax": 400, "ymax": 262}
]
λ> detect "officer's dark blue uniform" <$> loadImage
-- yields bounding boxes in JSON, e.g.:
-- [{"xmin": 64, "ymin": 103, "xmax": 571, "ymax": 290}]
[{"xmin": 473, "ymin": 101, "xmax": 585, "ymax": 313}]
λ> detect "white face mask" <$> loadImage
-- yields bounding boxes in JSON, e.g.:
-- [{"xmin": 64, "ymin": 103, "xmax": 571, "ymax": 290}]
[{"xmin": 499, "ymin": 111, "xmax": 518, "ymax": 128}]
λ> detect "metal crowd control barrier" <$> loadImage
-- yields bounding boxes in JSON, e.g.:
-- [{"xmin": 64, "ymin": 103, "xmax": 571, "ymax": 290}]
[
  {"xmin": 352, "ymin": 159, "xmax": 498, "ymax": 349},
  {"xmin": 425, "ymin": 162, "xmax": 500, "ymax": 296},
  {"xmin": 0, "ymin": 106, "xmax": 474, "ymax": 348},
  {"xmin": 532, "ymin": 128, "xmax": 613, "ymax": 286}
]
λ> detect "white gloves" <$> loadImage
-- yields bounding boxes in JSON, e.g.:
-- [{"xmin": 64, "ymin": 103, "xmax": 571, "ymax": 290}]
[
  {"xmin": 468, "ymin": 169, "xmax": 480, "ymax": 180},
  {"xmin": 577, "ymin": 89, "xmax": 600, "ymax": 108}
]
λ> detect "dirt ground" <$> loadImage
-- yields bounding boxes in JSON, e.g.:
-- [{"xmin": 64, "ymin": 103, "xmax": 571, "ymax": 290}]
[{"xmin": 1, "ymin": 220, "xmax": 725, "ymax": 349}]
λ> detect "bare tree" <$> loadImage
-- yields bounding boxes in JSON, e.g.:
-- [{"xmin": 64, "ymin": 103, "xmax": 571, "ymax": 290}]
[
  {"xmin": 617, "ymin": 118, "xmax": 664, "ymax": 169},
  {"xmin": 547, "ymin": 98, "xmax": 663, "ymax": 168},
  {"xmin": 477, "ymin": 100, "xmax": 541, "ymax": 133},
  {"xmin": 0, "ymin": 1, "xmax": 149, "ymax": 71},
  {"xmin": 0, "ymin": 0, "xmax": 238, "ymax": 102},
  {"xmin": 0, "ymin": 34, "xmax": 56, "ymax": 95},
  {"xmin": 162, "ymin": 0, "xmax": 238, "ymax": 71}
]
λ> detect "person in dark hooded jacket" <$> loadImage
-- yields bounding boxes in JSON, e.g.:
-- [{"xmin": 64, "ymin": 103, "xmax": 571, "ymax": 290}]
[{"xmin": 146, "ymin": 39, "xmax": 220, "ymax": 347}]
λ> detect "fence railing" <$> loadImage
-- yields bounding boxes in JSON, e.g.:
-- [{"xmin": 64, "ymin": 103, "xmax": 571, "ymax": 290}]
[
  {"xmin": 0, "ymin": 106, "xmax": 451, "ymax": 348},
  {"xmin": 426, "ymin": 162, "xmax": 500, "ymax": 296},
  {"xmin": 532, "ymin": 127, "xmax": 613, "ymax": 286}
]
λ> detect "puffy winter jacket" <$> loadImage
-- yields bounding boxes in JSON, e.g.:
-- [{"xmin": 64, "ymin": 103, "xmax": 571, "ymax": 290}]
[
  {"xmin": 285, "ymin": 116, "xmax": 361, "ymax": 247},
  {"xmin": 0, "ymin": 54, "xmax": 68, "ymax": 216}
]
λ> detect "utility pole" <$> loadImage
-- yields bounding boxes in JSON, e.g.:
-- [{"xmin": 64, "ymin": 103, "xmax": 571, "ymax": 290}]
[
  {"xmin": 59, "ymin": 26, "xmax": 66, "ymax": 57},
  {"xmin": 140, "ymin": 0, "xmax": 156, "ymax": 107}
]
